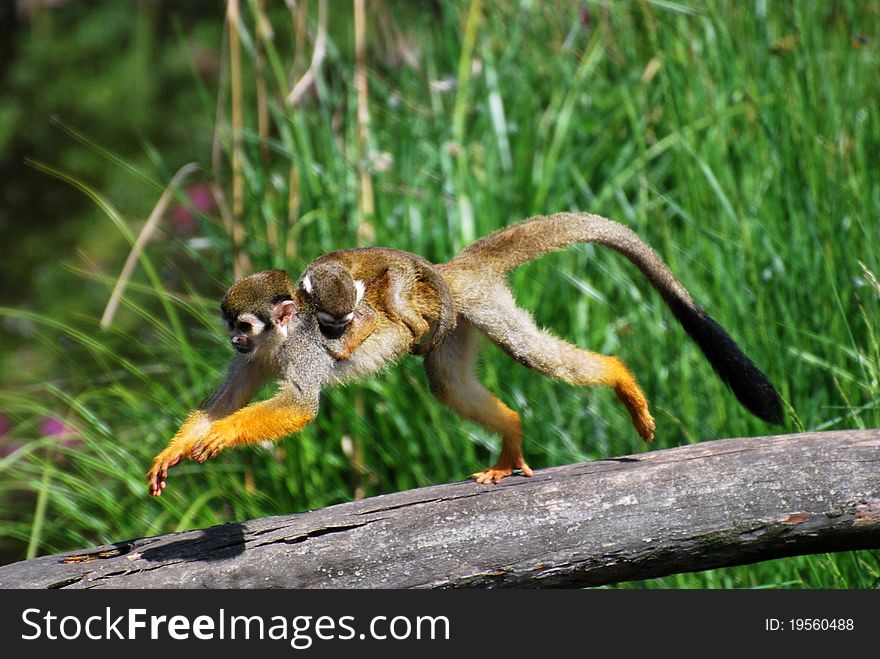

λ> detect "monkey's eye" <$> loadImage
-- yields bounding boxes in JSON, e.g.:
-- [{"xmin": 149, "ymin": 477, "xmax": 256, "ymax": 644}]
[{"xmin": 236, "ymin": 321, "xmax": 253, "ymax": 333}]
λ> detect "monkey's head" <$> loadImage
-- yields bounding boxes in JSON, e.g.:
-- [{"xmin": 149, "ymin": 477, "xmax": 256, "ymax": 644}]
[
  {"xmin": 300, "ymin": 260, "xmax": 365, "ymax": 339},
  {"xmin": 221, "ymin": 269, "xmax": 297, "ymax": 354}
]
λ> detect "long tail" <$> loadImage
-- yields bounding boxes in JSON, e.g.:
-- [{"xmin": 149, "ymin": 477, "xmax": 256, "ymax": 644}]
[{"xmin": 448, "ymin": 212, "xmax": 784, "ymax": 424}]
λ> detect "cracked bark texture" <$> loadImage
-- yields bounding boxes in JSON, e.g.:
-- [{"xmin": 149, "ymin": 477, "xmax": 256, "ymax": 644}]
[{"xmin": 1, "ymin": 430, "xmax": 879, "ymax": 589}]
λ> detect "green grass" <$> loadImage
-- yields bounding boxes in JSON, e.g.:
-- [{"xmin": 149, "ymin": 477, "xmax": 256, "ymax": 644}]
[{"xmin": 1, "ymin": 0, "xmax": 878, "ymax": 588}]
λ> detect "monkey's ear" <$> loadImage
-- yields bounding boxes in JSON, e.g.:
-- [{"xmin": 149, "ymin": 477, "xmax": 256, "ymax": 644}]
[{"xmin": 272, "ymin": 300, "xmax": 296, "ymax": 327}]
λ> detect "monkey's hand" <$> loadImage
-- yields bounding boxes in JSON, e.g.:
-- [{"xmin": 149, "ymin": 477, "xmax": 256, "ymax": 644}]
[
  {"xmin": 322, "ymin": 305, "xmax": 379, "ymax": 361},
  {"xmin": 147, "ymin": 451, "xmax": 184, "ymax": 497},
  {"xmin": 189, "ymin": 395, "xmax": 315, "ymax": 463},
  {"xmin": 326, "ymin": 344, "xmax": 353, "ymax": 361},
  {"xmin": 147, "ymin": 411, "xmax": 212, "ymax": 496}
]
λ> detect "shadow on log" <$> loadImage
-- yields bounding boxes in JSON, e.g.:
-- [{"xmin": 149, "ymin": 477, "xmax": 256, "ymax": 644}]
[{"xmin": 1, "ymin": 429, "xmax": 879, "ymax": 588}]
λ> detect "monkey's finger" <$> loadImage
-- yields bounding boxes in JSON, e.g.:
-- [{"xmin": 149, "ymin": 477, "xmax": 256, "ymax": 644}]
[
  {"xmin": 189, "ymin": 443, "xmax": 204, "ymax": 462},
  {"xmin": 191, "ymin": 441, "xmax": 216, "ymax": 463},
  {"xmin": 147, "ymin": 459, "xmax": 175, "ymax": 496}
]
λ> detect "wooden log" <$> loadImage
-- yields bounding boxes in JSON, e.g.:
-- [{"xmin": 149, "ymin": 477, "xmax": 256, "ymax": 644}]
[{"xmin": 1, "ymin": 429, "xmax": 878, "ymax": 589}]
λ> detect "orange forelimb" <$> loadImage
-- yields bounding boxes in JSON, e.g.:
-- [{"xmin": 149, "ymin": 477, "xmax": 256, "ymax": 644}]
[
  {"xmin": 147, "ymin": 410, "xmax": 212, "ymax": 496},
  {"xmin": 189, "ymin": 396, "xmax": 315, "ymax": 463},
  {"xmin": 148, "ymin": 394, "xmax": 315, "ymax": 496}
]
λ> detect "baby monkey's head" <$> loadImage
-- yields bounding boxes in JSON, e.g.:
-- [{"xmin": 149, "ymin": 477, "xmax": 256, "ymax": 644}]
[{"xmin": 301, "ymin": 260, "xmax": 365, "ymax": 338}]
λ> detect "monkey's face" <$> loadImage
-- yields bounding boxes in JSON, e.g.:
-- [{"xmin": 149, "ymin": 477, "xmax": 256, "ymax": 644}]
[
  {"xmin": 226, "ymin": 313, "xmax": 267, "ymax": 354},
  {"xmin": 220, "ymin": 270, "xmax": 298, "ymax": 355}
]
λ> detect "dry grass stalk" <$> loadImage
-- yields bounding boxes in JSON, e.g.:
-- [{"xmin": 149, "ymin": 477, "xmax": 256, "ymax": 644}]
[
  {"xmin": 227, "ymin": 0, "xmax": 248, "ymax": 279},
  {"xmin": 354, "ymin": 0, "xmax": 375, "ymax": 245},
  {"xmin": 252, "ymin": 0, "xmax": 277, "ymax": 252},
  {"xmin": 286, "ymin": 0, "xmax": 327, "ymax": 107},
  {"xmin": 100, "ymin": 163, "xmax": 200, "ymax": 329}
]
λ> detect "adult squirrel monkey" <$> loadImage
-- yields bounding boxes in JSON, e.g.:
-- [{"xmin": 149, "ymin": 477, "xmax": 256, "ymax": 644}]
[
  {"xmin": 147, "ymin": 252, "xmax": 454, "ymax": 495},
  {"xmin": 148, "ymin": 212, "xmax": 783, "ymax": 494}
]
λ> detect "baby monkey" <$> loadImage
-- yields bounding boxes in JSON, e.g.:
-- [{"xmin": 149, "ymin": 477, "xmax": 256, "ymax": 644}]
[{"xmin": 300, "ymin": 248, "xmax": 456, "ymax": 360}]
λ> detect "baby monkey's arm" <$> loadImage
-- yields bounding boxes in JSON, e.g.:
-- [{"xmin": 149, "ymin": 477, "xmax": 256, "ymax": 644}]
[
  {"xmin": 325, "ymin": 303, "xmax": 379, "ymax": 361},
  {"xmin": 381, "ymin": 267, "xmax": 432, "ymax": 342},
  {"xmin": 325, "ymin": 268, "xmax": 434, "ymax": 360}
]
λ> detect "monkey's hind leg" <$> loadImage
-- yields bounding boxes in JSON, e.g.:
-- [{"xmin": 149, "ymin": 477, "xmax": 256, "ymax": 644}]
[
  {"xmin": 424, "ymin": 319, "xmax": 533, "ymax": 484},
  {"xmin": 467, "ymin": 284, "xmax": 656, "ymax": 441}
]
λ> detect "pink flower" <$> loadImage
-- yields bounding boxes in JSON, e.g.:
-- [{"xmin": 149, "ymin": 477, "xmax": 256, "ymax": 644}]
[
  {"xmin": 39, "ymin": 416, "xmax": 69, "ymax": 436},
  {"xmin": 187, "ymin": 182, "xmax": 215, "ymax": 213},
  {"xmin": 169, "ymin": 182, "xmax": 216, "ymax": 235},
  {"xmin": 39, "ymin": 416, "xmax": 82, "ymax": 448}
]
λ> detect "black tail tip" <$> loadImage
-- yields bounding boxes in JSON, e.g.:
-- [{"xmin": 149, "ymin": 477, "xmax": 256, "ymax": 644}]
[
  {"xmin": 700, "ymin": 321, "xmax": 786, "ymax": 425},
  {"xmin": 737, "ymin": 377, "xmax": 785, "ymax": 426},
  {"xmin": 674, "ymin": 303, "xmax": 785, "ymax": 425}
]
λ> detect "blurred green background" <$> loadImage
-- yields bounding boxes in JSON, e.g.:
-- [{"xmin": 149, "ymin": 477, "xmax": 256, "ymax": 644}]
[{"xmin": 1, "ymin": 0, "xmax": 878, "ymax": 588}]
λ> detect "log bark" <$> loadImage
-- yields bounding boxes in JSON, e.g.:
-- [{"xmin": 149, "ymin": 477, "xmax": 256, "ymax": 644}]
[{"xmin": 1, "ymin": 429, "xmax": 879, "ymax": 589}]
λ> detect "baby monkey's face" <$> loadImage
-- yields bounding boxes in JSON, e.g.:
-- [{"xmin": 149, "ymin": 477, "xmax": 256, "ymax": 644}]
[{"xmin": 301, "ymin": 261, "xmax": 365, "ymax": 339}]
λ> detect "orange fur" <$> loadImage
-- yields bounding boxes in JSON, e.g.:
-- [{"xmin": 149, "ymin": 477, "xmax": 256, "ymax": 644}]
[
  {"xmin": 424, "ymin": 321, "xmax": 533, "ymax": 484},
  {"xmin": 446, "ymin": 278, "xmax": 657, "ymax": 471},
  {"xmin": 472, "ymin": 400, "xmax": 533, "ymax": 484},
  {"xmin": 190, "ymin": 396, "xmax": 315, "ymax": 462},
  {"xmin": 598, "ymin": 356, "xmax": 655, "ymax": 441},
  {"xmin": 147, "ymin": 411, "xmax": 212, "ymax": 496}
]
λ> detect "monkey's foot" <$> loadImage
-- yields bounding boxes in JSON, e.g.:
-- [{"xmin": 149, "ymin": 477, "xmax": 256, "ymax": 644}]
[
  {"xmin": 631, "ymin": 408, "xmax": 656, "ymax": 441},
  {"xmin": 147, "ymin": 450, "xmax": 186, "ymax": 497},
  {"xmin": 472, "ymin": 460, "xmax": 534, "ymax": 485}
]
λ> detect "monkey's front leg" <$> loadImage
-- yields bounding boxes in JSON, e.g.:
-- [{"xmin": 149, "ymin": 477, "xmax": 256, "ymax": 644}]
[
  {"xmin": 148, "ymin": 355, "xmax": 272, "ymax": 496},
  {"xmin": 147, "ymin": 411, "xmax": 212, "ymax": 496},
  {"xmin": 189, "ymin": 386, "xmax": 316, "ymax": 463}
]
